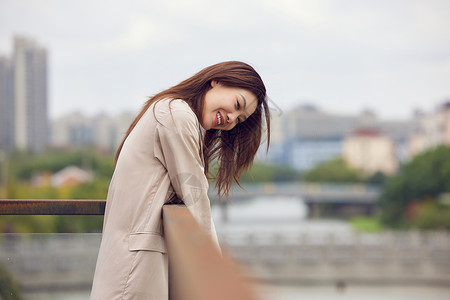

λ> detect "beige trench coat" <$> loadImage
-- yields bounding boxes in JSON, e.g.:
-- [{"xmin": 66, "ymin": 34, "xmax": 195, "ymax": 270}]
[{"xmin": 90, "ymin": 99, "xmax": 219, "ymax": 300}]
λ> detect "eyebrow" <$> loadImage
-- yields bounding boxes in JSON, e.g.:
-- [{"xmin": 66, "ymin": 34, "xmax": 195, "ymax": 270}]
[
  {"xmin": 239, "ymin": 93, "xmax": 247, "ymax": 109},
  {"xmin": 239, "ymin": 93, "xmax": 248, "ymax": 121}
]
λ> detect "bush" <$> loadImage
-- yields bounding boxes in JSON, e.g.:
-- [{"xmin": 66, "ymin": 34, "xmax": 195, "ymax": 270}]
[
  {"xmin": 303, "ymin": 158, "xmax": 365, "ymax": 183},
  {"xmin": 379, "ymin": 145, "xmax": 450, "ymax": 229}
]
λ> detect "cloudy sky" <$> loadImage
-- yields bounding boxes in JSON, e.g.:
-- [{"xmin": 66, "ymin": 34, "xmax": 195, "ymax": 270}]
[{"xmin": 1, "ymin": 0, "xmax": 449, "ymax": 120}]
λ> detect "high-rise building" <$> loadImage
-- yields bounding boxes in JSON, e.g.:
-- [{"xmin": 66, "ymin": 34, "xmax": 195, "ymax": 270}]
[
  {"xmin": 0, "ymin": 56, "xmax": 14, "ymax": 151},
  {"xmin": 13, "ymin": 36, "xmax": 48, "ymax": 152}
]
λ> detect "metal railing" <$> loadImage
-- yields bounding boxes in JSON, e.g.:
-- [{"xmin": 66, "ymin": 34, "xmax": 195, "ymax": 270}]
[
  {"xmin": 0, "ymin": 199, "xmax": 106, "ymax": 215},
  {"xmin": 0, "ymin": 199, "xmax": 261, "ymax": 300}
]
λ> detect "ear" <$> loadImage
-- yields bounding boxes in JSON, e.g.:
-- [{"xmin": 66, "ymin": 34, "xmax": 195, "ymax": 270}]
[{"xmin": 211, "ymin": 80, "xmax": 219, "ymax": 88}]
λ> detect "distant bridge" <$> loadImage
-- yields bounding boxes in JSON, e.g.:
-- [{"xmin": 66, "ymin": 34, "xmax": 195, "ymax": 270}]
[
  {"xmin": 210, "ymin": 182, "xmax": 380, "ymax": 203},
  {"xmin": 210, "ymin": 183, "xmax": 381, "ymax": 217}
]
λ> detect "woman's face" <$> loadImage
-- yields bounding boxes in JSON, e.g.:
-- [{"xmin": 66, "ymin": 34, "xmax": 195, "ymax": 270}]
[{"xmin": 201, "ymin": 81, "xmax": 258, "ymax": 131}]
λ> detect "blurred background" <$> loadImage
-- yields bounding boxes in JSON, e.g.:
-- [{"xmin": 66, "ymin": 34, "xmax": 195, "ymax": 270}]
[{"xmin": 0, "ymin": 0, "xmax": 450, "ymax": 299}]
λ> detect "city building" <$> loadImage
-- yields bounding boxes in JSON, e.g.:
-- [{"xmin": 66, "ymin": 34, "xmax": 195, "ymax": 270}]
[
  {"xmin": 50, "ymin": 165, "xmax": 93, "ymax": 188},
  {"xmin": 51, "ymin": 112, "xmax": 94, "ymax": 148},
  {"xmin": 343, "ymin": 128, "xmax": 397, "ymax": 175},
  {"xmin": 408, "ymin": 101, "xmax": 450, "ymax": 157},
  {"xmin": 13, "ymin": 36, "xmax": 48, "ymax": 152},
  {"xmin": 50, "ymin": 111, "xmax": 135, "ymax": 153},
  {"xmin": 264, "ymin": 104, "xmax": 412, "ymax": 173},
  {"xmin": 0, "ymin": 56, "xmax": 14, "ymax": 151},
  {"xmin": 0, "ymin": 37, "xmax": 48, "ymax": 152},
  {"xmin": 287, "ymin": 137, "xmax": 343, "ymax": 172},
  {"xmin": 31, "ymin": 165, "xmax": 94, "ymax": 188}
]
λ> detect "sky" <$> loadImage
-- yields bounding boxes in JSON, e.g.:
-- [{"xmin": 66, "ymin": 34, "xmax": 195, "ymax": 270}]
[{"xmin": 1, "ymin": 0, "xmax": 450, "ymax": 120}]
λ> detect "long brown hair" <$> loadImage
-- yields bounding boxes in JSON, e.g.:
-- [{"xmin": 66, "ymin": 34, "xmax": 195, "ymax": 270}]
[{"xmin": 116, "ymin": 61, "xmax": 270, "ymax": 197}]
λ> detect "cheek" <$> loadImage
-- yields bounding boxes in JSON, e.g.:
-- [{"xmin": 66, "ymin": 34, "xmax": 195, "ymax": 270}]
[
  {"xmin": 201, "ymin": 102, "xmax": 209, "ymax": 118},
  {"xmin": 199, "ymin": 105, "xmax": 212, "ymax": 128},
  {"xmin": 200, "ymin": 111, "xmax": 208, "ymax": 125}
]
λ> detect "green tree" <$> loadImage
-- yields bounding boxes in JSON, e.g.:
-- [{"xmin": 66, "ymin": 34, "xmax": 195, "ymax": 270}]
[
  {"xmin": 2, "ymin": 148, "xmax": 112, "ymax": 233},
  {"xmin": 240, "ymin": 162, "xmax": 300, "ymax": 182},
  {"xmin": 366, "ymin": 171, "xmax": 388, "ymax": 186},
  {"xmin": 0, "ymin": 215, "xmax": 57, "ymax": 233},
  {"xmin": 303, "ymin": 157, "xmax": 365, "ymax": 183},
  {"xmin": 9, "ymin": 148, "xmax": 114, "ymax": 181},
  {"xmin": 379, "ymin": 145, "xmax": 450, "ymax": 229}
]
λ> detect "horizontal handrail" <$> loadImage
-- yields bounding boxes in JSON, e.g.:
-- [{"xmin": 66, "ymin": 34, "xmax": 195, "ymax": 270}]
[{"xmin": 0, "ymin": 199, "xmax": 106, "ymax": 215}]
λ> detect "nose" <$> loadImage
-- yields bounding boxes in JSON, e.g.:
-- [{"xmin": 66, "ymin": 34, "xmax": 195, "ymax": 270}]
[{"xmin": 226, "ymin": 111, "xmax": 239, "ymax": 124}]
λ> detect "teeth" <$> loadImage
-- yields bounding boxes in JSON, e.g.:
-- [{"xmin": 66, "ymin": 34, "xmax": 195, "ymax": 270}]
[{"xmin": 216, "ymin": 112, "xmax": 222, "ymax": 125}]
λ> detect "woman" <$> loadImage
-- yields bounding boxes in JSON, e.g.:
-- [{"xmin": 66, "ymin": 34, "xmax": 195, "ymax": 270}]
[{"xmin": 90, "ymin": 61, "xmax": 270, "ymax": 299}]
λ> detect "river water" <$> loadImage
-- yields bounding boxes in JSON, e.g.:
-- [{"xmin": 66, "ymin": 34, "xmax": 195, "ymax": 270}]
[{"xmin": 211, "ymin": 196, "xmax": 352, "ymax": 234}]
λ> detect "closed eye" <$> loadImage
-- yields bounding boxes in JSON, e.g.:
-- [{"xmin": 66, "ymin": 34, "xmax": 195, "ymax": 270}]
[{"xmin": 236, "ymin": 99, "xmax": 240, "ymax": 110}]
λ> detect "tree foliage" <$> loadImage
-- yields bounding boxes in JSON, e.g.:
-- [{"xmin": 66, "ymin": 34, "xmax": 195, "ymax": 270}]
[
  {"xmin": 303, "ymin": 157, "xmax": 365, "ymax": 183},
  {"xmin": 0, "ymin": 179, "xmax": 107, "ymax": 233},
  {"xmin": 379, "ymin": 145, "xmax": 450, "ymax": 229},
  {"xmin": 240, "ymin": 162, "xmax": 301, "ymax": 182},
  {"xmin": 0, "ymin": 148, "xmax": 111, "ymax": 233},
  {"xmin": 9, "ymin": 148, "xmax": 114, "ymax": 181}
]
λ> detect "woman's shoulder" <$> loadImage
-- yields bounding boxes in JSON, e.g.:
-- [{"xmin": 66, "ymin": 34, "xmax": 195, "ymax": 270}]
[
  {"xmin": 153, "ymin": 98, "xmax": 194, "ymax": 116},
  {"xmin": 153, "ymin": 98, "xmax": 200, "ymax": 131}
]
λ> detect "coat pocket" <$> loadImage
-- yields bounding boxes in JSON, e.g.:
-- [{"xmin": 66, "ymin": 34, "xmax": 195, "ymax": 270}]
[{"xmin": 128, "ymin": 232, "xmax": 167, "ymax": 253}]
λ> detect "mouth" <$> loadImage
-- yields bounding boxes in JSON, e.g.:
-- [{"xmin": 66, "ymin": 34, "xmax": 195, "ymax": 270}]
[{"xmin": 216, "ymin": 111, "xmax": 223, "ymax": 126}]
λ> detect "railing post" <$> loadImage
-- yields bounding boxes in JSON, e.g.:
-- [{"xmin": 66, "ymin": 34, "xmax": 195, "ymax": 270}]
[{"xmin": 163, "ymin": 205, "xmax": 260, "ymax": 300}]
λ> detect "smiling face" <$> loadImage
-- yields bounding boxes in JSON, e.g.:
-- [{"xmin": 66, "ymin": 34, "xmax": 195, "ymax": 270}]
[{"xmin": 200, "ymin": 81, "xmax": 258, "ymax": 131}]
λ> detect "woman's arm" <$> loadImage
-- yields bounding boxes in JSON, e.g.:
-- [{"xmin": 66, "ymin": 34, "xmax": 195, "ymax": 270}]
[{"xmin": 154, "ymin": 100, "xmax": 219, "ymax": 246}]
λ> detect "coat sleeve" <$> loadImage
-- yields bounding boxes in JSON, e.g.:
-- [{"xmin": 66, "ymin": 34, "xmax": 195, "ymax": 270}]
[{"xmin": 154, "ymin": 101, "xmax": 219, "ymax": 248}]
